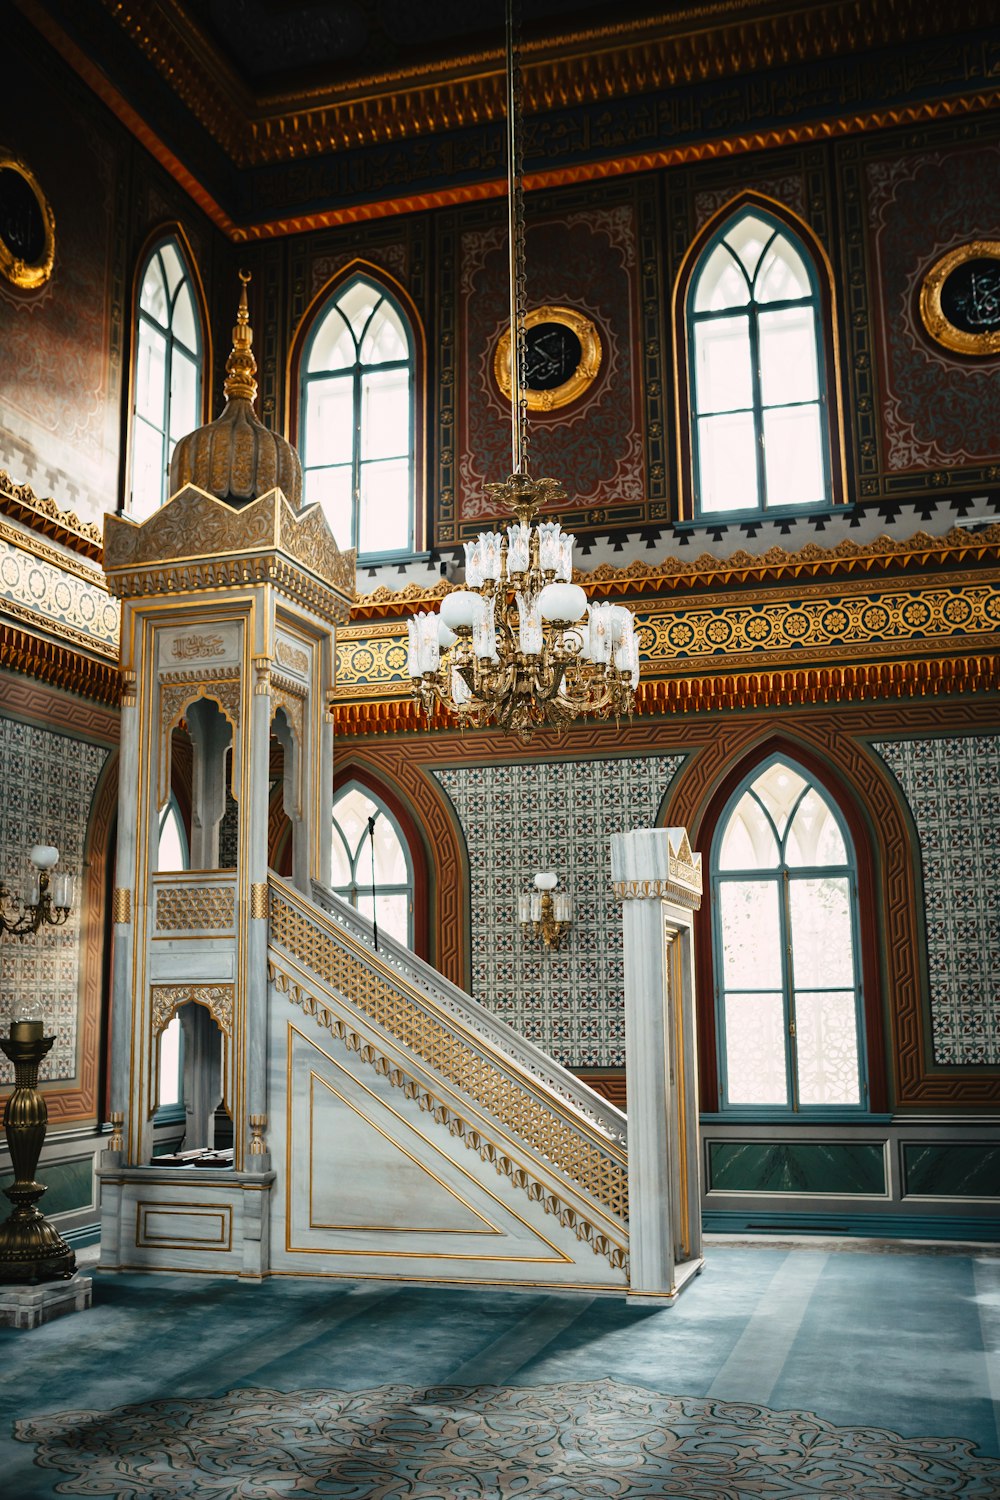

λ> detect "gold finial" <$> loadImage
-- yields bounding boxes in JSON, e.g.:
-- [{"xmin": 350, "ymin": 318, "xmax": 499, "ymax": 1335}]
[{"xmin": 223, "ymin": 269, "xmax": 257, "ymax": 403}]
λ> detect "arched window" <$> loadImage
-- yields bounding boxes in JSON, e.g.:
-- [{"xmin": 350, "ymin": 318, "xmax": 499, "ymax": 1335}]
[
  {"xmin": 130, "ymin": 237, "xmax": 202, "ymax": 520},
  {"xmin": 712, "ymin": 758, "xmax": 867, "ymax": 1111},
  {"xmin": 332, "ymin": 783, "xmax": 413, "ymax": 948},
  {"xmin": 685, "ymin": 207, "xmax": 835, "ymax": 518},
  {"xmin": 157, "ymin": 796, "xmax": 189, "ymax": 873},
  {"xmin": 156, "ymin": 795, "xmax": 188, "ymax": 1110},
  {"xmin": 300, "ymin": 275, "xmax": 415, "ymax": 558}
]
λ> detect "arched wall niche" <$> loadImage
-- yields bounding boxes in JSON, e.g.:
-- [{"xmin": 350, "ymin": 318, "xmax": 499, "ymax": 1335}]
[{"xmin": 665, "ymin": 730, "xmax": 891, "ymax": 1113}]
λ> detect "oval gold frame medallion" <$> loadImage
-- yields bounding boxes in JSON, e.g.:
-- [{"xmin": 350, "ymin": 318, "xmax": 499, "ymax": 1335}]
[
  {"xmin": 918, "ymin": 240, "xmax": 1000, "ymax": 357},
  {"xmin": 494, "ymin": 305, "xmax": 602, "ymax": 411},
  {"xmin": 0, "ymin": 152, "xmax": 56, "ymax": 292}
]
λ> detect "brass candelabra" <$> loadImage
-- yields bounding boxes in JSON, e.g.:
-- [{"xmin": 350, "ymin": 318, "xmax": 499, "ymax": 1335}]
[{"xmin": 0, "ymin": 1021, "xmax": 76, "ymax": 1282}]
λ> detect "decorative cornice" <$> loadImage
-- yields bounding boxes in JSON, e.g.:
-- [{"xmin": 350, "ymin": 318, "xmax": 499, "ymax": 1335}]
[
  {"xmin": 93, "ymin": 0, "xmax": 999, "ymax": 168},
  {"xmin": 330, "ymin": 654, "xmax": 1000, "ymax": 735},
  {"xmin": 21, "ymin": 0, "xmax": 1000, "ymax": 241},
  {"xmin": 0, "ymin": 623, "xmax": 121, "ymax": 705},
  {"xmin": 103, "ymin": 485, "xmax": 355, "ymax": 619},
  {"xmin": 0, "ymin": 470, "xmax": 103, "ymax": 559},
  {"xmin": 349, "ymin": 527, "xmax": 1000, "ymax": 620}
]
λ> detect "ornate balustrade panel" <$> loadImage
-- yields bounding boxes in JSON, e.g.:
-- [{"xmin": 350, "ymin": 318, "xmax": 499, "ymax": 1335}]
[{"xmin": 268, "ymin": 876, "xmax": 628, "ymax": 1229}]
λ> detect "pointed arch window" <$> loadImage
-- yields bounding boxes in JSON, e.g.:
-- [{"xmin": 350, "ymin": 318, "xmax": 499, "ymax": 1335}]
[
  {"xmin": 712, "ymin": 759, "xmax": 867, "ymax": 1112},
  {"xmin": 332, "ymin": 783, "xmax": 414, "ymax": 947},
  {"xmin": 130, "ymin": 238, "xmax": 203, "ymax": 520},
  {"xmin": 300, "ymin": 275, "xmax": 416, "ymax": 559},
  {"xmin": 685, "ymin": 208, "xmax": 837, "ymax": 518},
  {"xmin": 156, "ymin": 795, "xmax": 188, "ymax": 1111}
]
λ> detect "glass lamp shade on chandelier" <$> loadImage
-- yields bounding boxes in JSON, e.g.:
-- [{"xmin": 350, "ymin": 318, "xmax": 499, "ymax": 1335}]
[
  {"xmin": 406, "ymin": 4, "xmax": 638, "ymax": 739},
  {"xmin": 408, "ymin": 474, "xmax": 639, "ymax": 737}
]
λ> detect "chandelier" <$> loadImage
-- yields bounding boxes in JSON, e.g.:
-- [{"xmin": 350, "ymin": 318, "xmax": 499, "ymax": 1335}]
[{"xmin": 406, "ymin": 4, "xmax": 638, "ymax": 739}]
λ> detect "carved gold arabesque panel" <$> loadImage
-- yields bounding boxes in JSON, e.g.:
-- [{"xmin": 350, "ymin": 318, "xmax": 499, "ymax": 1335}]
[
  {"xmin": 154, "ymin": 886, "xmax": 236, "ymax": 933},
  {"xmin": 150, "ymin": 983, "xmax": 234, "ymax": 1037},
  {"xmin": 103, "ymin": 487, "xmax": 355, "ymax": 608},
  {"xmin": 168, "ymin": 632, "xmax": 229, "ymax": 662},
  {"xmin": 269, "ymin": 890, "xmax": 628, "ymax": 1222},
  {"xmin": 275, "ymin": 638, "xmax": 310, "ymax": 676}
]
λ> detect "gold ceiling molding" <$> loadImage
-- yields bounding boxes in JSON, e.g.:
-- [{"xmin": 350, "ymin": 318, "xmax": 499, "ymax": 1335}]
[
  {"xmin": 349, "ymin": 526, "xmax": 1000, "ymax": 618},
  {"xmin": 87, "ymin": 0, "xmax": 996, "ymax": 168},
  {"xmin": 19, "ymin": 0, "xmax": 1000, "ymax": 242},
  {"xmin": 0, "ymin": 470, "xmax": 103, "ymax": 559}
]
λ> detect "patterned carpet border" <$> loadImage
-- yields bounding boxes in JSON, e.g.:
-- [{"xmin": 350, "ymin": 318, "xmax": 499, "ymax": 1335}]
[{"xmin": 14, "ymin": 1378, "xmax": 1000, "ymax": 1498}]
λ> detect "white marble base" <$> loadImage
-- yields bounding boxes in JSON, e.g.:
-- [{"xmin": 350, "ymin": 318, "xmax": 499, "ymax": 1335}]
[
  {"xmin": 625, "ymin": 1256, "xmax": 705, "ymax": 1307},
  {"xmin": 0, "ymin": 1273, "xmax": 93, "ymax": 1329}
]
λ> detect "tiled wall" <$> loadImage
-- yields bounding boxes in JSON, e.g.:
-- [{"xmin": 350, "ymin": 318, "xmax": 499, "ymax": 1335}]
[
  {"xmin": 873, "ymin": 733, "xmax": 999, "ymax": 1066},
  {"xmin": 433, "ymin": 753, "xmax": 682, "ymax": 1067},
  {"xmin": 0, "ymin": 716, "xmax": 110, "ymax": 1083}
]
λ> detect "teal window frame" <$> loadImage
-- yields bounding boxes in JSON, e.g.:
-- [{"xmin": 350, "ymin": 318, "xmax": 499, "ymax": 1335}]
[
  {"xmin": 687, "ymin": 208, "xmax": 833, "ymax": 521},
  {"xmin": 300, "ymin": 275, "xmax": 416, "ymax": 563},
  {"xmin": 130, "ymin": 237, "xmax": 202, "ymax": 517},
  {"xmin": 332, "ymin": 780, "xmax": 414, "ymax": 948},
  {"xmin": 710, "ymin": 756, "xmax": 869, "ymax": 1119}
]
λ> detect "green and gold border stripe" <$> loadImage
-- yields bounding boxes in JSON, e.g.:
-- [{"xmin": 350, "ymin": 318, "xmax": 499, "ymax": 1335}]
[{"xmin": 335, "ymin": 574, "xmax": 1000, "ymax": 701}]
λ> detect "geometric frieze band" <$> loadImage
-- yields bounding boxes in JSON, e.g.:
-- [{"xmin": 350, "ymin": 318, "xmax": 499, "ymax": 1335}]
[
  {"xmin": 334, "ymin": 578, "xmax": 1000, "ymax": 701},
  {"xmin": 0, "ymin": 538, "xmax": 119, "ymax": 655}
]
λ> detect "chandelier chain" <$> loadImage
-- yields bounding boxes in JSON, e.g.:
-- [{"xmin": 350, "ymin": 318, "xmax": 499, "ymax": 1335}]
[{"xmin": 506, "ymin": 0, "xmax": 529, "ymax": 476}]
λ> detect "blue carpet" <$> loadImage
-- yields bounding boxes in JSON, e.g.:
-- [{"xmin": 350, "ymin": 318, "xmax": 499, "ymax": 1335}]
[
  {"xmin": 14, "ymin": 1379, "xmax": 1000, "ymax": 1497},
  {"xmin": 1, "ymin": 1247, "xmax": 997, "ymax": 1498}
]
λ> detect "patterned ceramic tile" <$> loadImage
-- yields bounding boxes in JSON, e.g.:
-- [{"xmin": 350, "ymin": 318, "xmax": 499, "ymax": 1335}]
[
  {"xmin": 433, "ymin": 754, "xmax": 682, "ymax": 1067},
  {"xmin": 873, "ymin": 734, "xmax": 1000, "ymax": 1066},
  {"xmin": 0, "ymin": 715, "xmax": 109, "ymax": 1084}
]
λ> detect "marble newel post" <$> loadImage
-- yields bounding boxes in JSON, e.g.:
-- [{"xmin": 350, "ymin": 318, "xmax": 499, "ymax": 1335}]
[{"xmin": 611, "ymin": 827, "xmax": 704, "ymax": 1304}]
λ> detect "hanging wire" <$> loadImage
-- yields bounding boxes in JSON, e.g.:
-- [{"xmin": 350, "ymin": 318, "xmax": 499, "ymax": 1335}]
[
  {"xmin": 367, "ymin": 815, "xmax": 379, "ymax": 952},
  {"xmin": 505, "ymin": 0, "xmax": 529, "ymax": 476}
]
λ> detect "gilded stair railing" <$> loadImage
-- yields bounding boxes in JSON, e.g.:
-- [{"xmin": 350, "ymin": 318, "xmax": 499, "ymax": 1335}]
[{"xmin": 267, "ymin": 875, "xmax": 628, "ymax": 1247}]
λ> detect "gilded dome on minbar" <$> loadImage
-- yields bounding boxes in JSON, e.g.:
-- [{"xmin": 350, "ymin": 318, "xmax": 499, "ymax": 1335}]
[{"xmin": 169, "ymin": 271, "xmax": 302, "ymax": 510}]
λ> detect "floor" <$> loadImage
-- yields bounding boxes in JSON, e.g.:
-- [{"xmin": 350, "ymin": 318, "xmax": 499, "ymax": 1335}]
[{"xmin": 2, "ymin": 1242, "xmax": 998, "ymax": 1497}]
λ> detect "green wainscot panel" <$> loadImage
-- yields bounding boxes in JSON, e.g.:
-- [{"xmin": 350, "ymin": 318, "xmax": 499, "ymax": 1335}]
[
  {"xmin": 0, "ymin": 1156, "xmax": 94, "ymax": 1217},
  {"xmin": 904, "ymin": 1144, "xmax": 1000, "ymax": 1198},
  {"xmin": 708, "ymin": 1141, "xmax": 886, "ymax": 1195}
]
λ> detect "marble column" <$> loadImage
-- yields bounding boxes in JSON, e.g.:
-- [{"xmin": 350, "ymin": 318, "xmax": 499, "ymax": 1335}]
[{"xmin": 611, "ymin": 827, "xmax": 704, "ymax": 1304}]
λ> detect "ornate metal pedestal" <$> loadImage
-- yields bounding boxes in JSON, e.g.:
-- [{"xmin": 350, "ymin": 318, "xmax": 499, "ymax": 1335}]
[{"xmin": 0, "ymin": 1024, "xmax": 76, "ymax": 1282}]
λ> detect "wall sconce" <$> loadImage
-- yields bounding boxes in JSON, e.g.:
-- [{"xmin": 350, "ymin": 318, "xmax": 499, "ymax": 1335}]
[
  {"xmin": 0, "ymin": 845, "xmax": 74, "ymax": 941},
  {"xmin": 518, "ymin": 871, "xmax": 573, "ymax": 952}
]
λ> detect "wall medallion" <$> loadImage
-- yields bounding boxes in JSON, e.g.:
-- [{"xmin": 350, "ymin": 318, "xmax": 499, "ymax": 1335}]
[
  {"xmin": 0, "ymin": 152, "xmax": 55, "ymax": 292},
  {"xmin": 919, "ymin": 241, "xmax": 1000, "ymax": 357},
  {"xmin": 494, "ymin": 305, "xmax": 602, "ymax": 411}
]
